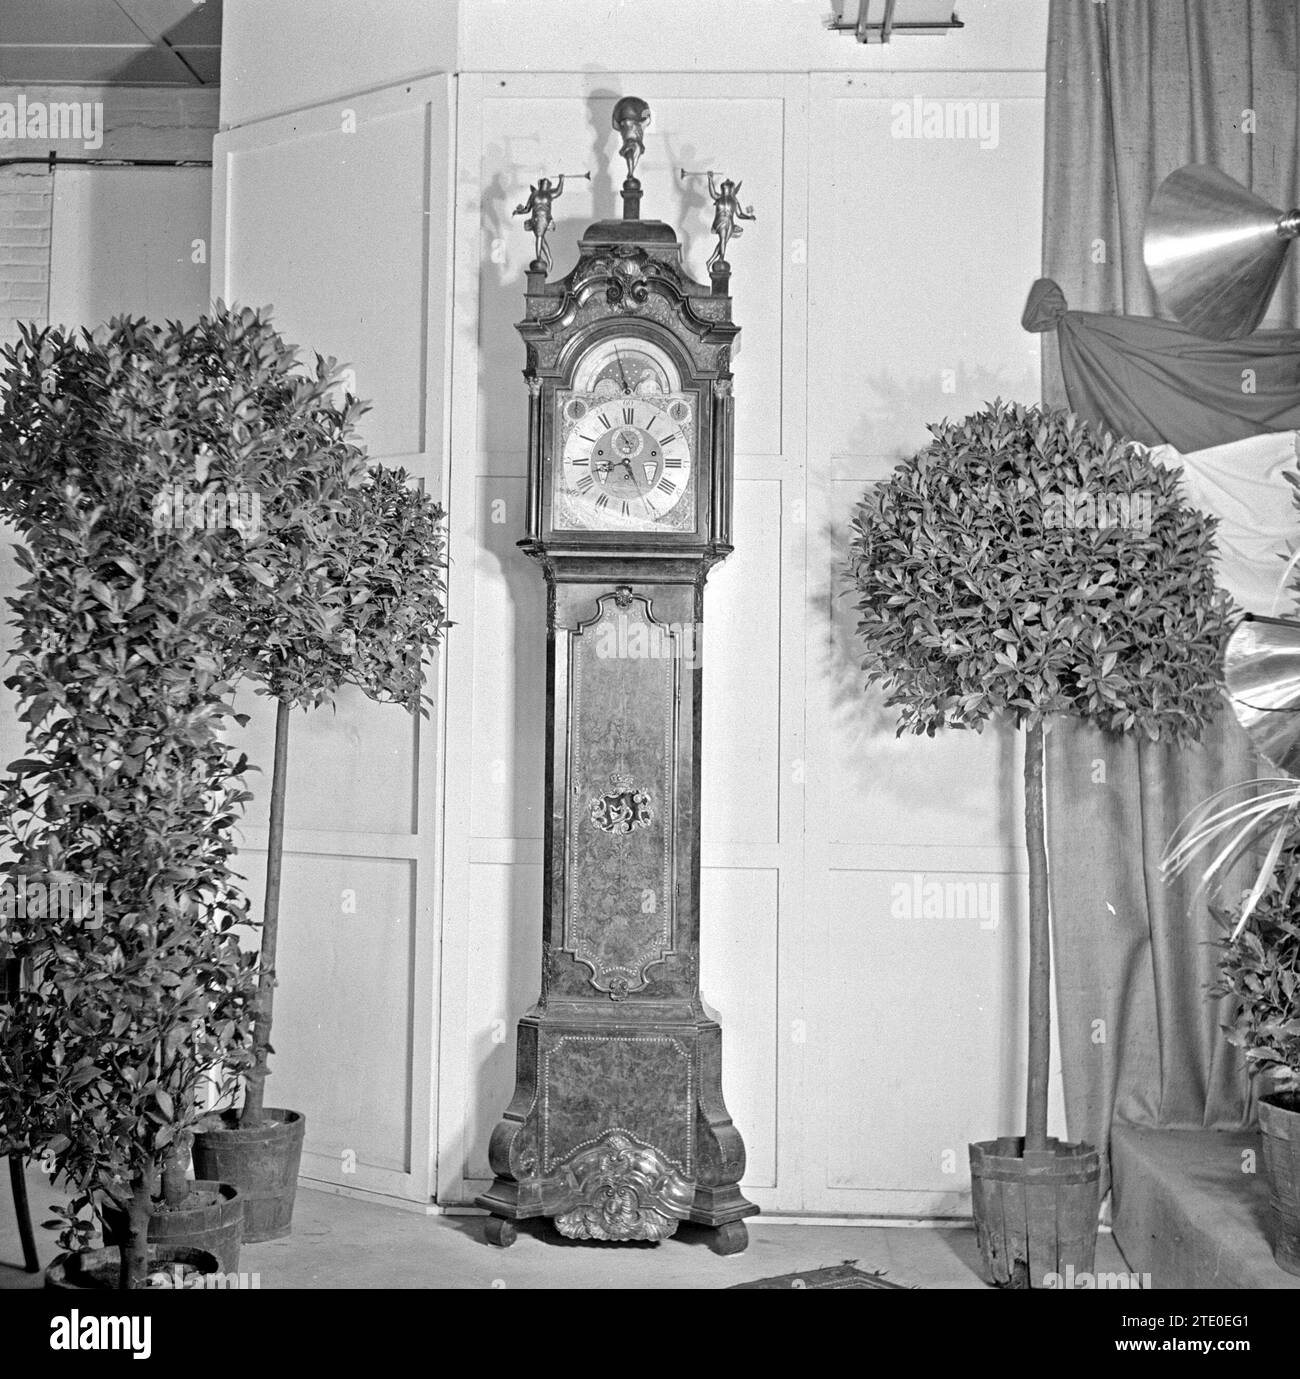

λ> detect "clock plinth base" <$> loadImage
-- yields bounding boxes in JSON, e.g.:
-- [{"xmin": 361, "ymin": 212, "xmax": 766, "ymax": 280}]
[{"xmin": 477, "ymin": 1005, "xmax": 756, "ymax": 1251}]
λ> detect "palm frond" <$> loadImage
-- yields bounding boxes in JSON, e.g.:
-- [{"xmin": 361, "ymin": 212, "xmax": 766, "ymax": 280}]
[{"xmin": 1163, "ymin": 777, "xmax": 1300, "ymax": 935}]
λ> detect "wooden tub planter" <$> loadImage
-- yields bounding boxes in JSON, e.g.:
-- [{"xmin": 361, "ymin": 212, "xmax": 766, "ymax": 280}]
[{"xmin": 45, "ymin": 1245, "xmax": 222, "ymax": 1290}]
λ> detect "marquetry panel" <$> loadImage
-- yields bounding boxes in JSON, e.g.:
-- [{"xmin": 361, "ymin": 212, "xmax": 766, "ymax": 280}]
[{"xmin": 563, "ymin": 594, "xmax": 680, "ymax": 992}]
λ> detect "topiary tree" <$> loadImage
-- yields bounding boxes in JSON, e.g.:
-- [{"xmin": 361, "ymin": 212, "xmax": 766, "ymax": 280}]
[
  {"xmin": 0, "ymin": 314, "xmax": 272, "ymax": 1286},
  {"xmin": 845, "ymin": 399, "xmax": 1232, "ymax": 1283},
  {"xmin": 210, "ymin": 441, "xmax": 449, "ymax": 1133}
]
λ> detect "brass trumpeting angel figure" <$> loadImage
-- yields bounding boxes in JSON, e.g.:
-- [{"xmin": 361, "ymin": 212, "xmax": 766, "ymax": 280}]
[
  {"xmin": 706, "ymin": 173, "xmax": 756, "ymax": 270},
  {"xmin": 514, "ymin": 174, "xmax": 566, "ymax": 273}
]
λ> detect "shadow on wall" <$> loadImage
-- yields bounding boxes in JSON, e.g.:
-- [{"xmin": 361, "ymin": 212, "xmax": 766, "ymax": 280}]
[
  {"xmin": 816, "ymin": 361, "xmax": 1031, "ymax": 850},
  {"xmin": 839, "ymin": 361, "xmax": 1040, "ymax": 467}
]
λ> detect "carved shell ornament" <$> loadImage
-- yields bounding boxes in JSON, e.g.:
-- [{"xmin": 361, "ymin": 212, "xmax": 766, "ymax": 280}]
[
  {"xmin": 554, "ymin": 1131, "xmax": 693, "ymax": 1243},
  {"xmin": 606, "ymin": 257, "xmax": 651, "ymax": 309}
]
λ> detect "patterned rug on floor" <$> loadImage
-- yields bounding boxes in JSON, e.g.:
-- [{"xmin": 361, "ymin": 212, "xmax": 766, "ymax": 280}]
[{"xmin": 731, "ymin": 1260, "xmax": 911, "ymax": 1289}]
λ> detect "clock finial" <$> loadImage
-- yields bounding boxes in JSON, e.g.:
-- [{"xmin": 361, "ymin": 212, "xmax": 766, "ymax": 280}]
[{"xmin": 612, "ymin": 96, "xmax": 651, "ymax": 220}]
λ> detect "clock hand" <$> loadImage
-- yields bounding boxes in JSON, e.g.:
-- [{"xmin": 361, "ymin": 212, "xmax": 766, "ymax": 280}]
[
  {"xmin": 614, "ymin": 345, "xmax": 631, "ymax": 393},
  {"xmin": 618, "ymin": 457, "xmax": 648, "ymax": 499}
]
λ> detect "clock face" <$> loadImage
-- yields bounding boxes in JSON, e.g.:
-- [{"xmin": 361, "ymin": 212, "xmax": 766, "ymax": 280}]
[{"xmin": 553, "ymin": 338, "xmax": 698, "ymax": 534}]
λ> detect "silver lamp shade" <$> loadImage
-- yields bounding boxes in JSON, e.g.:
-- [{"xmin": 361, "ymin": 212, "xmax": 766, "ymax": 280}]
[
  {"xmin": 1144, "ymin": 164, "xmax": 1300, "ymax": 340},
  {"xmin": 1224, "ymin": 615, "xmax": 1300, "ymax": 777}
]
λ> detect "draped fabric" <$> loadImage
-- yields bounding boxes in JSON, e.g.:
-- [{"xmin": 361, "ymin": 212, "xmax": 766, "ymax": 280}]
[
  {"xmin": 1040, "ymin": 0, "xmax": 1300, "ymax": 1192},
  {"xmin": 1023, "ymin": 278, "xmax": 1300, "ymax": 452},
  {"xmin": 1041, "ymin": 0, "xmax": 1300, "ymax": 413},
  {"xmin": 1147, "ymin": 431, "xmax": 1300, "ymax": 617}
]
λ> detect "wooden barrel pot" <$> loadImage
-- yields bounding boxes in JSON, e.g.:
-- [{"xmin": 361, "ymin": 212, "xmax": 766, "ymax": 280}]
[
  {"xmin": 45, "ymin": 1245, "xmax": 221, "ymax": 1289},
  {"xmin": 968, "ymin": 1136, "xmax": 1101, "ymax": 1289},
  {"xmin": 102, "ymin": 1181, "xmax": 243, "ymax": 1273},
  {"xmin": 1259, "ymin": 1095, "xmax": 1300, "ymax": 1278},
  {"xmin": 191, "ymin": 1108, "xmax": 306, "ymax": 1243}
]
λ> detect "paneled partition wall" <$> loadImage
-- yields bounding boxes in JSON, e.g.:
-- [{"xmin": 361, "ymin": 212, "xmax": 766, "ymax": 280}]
[{"xmin": 212, "ymin": 64, "xmax": 1059, "ymax": 1216}]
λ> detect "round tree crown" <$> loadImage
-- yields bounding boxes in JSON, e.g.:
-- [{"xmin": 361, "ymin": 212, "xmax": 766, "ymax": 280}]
[{"xmin": 845, "ymin": 400, "xmax": 1232, "ymax": 743}]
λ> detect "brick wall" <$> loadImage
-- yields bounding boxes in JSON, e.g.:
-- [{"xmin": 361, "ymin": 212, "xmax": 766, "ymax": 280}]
[{"xmin": 0, "ymin": 169, "xmax": 52, "ymax": 349}]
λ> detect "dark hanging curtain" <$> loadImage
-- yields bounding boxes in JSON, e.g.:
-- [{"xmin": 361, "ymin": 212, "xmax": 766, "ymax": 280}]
[{"xmin": 1041, "ymin": 0, "xmax": 1300, "ymax": 1194}]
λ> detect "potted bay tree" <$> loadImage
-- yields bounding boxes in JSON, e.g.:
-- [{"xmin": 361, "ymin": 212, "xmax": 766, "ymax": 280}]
[
  {"xmin": 845, "ymin": 400, "xmax": 1231, "ymax": 1287},
  {"xmin": 0, "ymin": 315, "xmax": 266, "ymax": 1287},
  {"xmin": 190, "ymin": 361, "xmax": 449, "ymax": 1242}
]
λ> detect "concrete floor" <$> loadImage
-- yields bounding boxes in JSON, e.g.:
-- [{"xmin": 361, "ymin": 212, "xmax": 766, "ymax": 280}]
[{"xmin": 1, "ymin": 1162, "xmax": 1132, "ymax": 1288}]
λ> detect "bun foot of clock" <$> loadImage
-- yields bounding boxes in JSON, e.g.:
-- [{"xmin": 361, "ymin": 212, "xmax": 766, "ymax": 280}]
[
  {"xmin": 484, "ymin": 1215, "xmax": 518, "ymax": 1248},
  {"xmin": 707, "ymin": 1221, "xmax": 749, "ymax": 1256}
]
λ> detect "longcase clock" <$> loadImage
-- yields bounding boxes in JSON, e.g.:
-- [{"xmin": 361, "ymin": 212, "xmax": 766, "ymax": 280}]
[{"xmin": 478, "ymin": 97, "xmax": 756, "ymax": 1255}]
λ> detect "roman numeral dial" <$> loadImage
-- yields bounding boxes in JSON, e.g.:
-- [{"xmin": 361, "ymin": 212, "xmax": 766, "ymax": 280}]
[{"xmin": 557, "ymin": 390, "xmax": 694, "ymax": 532}]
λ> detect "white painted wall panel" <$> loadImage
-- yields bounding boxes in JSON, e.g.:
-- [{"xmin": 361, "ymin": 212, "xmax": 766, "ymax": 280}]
[
  {"xmin": 221, "ymin": 104, "xmax": 431, "ymax": 459},
  {"xmin": 458, "ymin": 0, "xmax": 1048, "ymax": 76},
  {"xmin": 221, "ymin": 0, "xmax": 457, "ymax": 129},
  {"xmin": 468, "ymin": 476, "xmax": 547, "ymax": 842},
  {"xmin": 822, "ymin": 869, "xmax": 1027, "ymax": 1199},
  {"xmin": 821, "ymin": 88, "xmax": 1043, "ymax": 469},
  {"xmin": 250, "ymin": 854, "xmax": 417, "ymax": 1176},
  {"xmin": 703, "ymin": 481, "xmax": 783, "ymax": 848},
  {"xmin": 463, "ymin": 861, "xmax": 543, "ymax": 1182},
  {"xmin": 234, "ymin": 683, "xmax": 419, "ymax": 838},
  {"xmin": 699, "ymin": 867, "xmax": 779, "ymax": 1189},
  {"xmin": 802, "ymin": 73, "xmax": 1062, "ymax": 1215},
  {"xmin": 211, "ymin": 77, "xmax": 455, "ymax": 1202}
]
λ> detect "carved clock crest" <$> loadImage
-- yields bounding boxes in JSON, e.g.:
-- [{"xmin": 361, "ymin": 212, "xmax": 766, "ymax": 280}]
[{"xmin": 478, "ymin": 96, "xmax": 757, "ymax": 1255}]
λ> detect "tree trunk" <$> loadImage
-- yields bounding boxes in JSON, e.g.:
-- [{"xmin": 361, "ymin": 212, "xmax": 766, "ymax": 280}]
[
  {"xmin": 1024, "ymin": 719, "xmax": 1052, "ymax": 1154},
  {"xmin": 241, "ymin": 698, "xmax": 291, "ymax": 1128},
  {"xmin": 161, "ymin": 1130, "xmax": 191, "ymax": 1208},
  {"xmin": 120, "ymin": 1173, "xmax": 154, "ymax": 1290}
]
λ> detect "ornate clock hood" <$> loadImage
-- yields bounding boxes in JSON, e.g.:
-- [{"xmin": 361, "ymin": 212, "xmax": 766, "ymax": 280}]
[{"xmin": 513, "ymin": 95, "xmax": 741, "ymax": 564}]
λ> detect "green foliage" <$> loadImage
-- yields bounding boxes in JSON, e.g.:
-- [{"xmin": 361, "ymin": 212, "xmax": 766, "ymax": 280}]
[
  {"xmin": 1214, "ymin": 844, "xmax": 1300, "ymax": 1095},
  {"xmin": 217, "ymin": 436, "xmax": 448, "ymax": 713},
  {"xmin": 0, "ymin": 302, "xmax": 450, "ymax": 1263},
  {"xmin": 0, "ymin": 311, "xmax": 282, "ymax": 1264},
  {"xmin": 198, "ymin": 322, "xmax": 448, "ymax": 1129},
  {"xmin": 845, "ymin": 401, "xmax": 1232, "ymax": 741}
]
